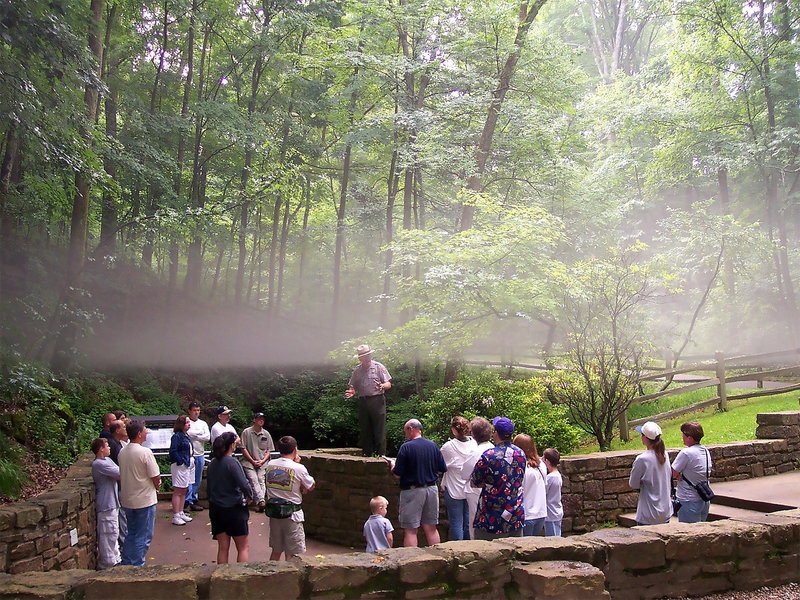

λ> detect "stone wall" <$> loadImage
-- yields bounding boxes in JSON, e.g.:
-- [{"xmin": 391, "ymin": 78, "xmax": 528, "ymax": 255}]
[
  {"xmin": 3, "ymin": 511, "xmax": 800, "ymax": 599},
  {"xmin": 303, "ymin": 411, "xmax": 800, "ymax": 545},
  {"xmin": 0, "ymin": 454, "xmax": 96, "ymax": 573}
]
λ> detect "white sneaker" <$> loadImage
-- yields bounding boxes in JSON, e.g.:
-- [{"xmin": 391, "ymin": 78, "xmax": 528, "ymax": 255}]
[
  {"xmin": 180, "ymin": 512, "xmax": 193, "ymax": 522},
  {"xmin": 172, "ymin": 514, "xmax": 187, "ymax": 526}
]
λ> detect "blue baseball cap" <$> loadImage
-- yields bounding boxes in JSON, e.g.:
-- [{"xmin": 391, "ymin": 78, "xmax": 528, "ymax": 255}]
[{"xmin": 492, "ymin": 416, "xmax": 514, "ymax": 437}]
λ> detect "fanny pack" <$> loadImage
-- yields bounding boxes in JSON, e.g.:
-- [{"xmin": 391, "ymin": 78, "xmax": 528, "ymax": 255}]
[{"xmin": 264, "ymin": 499, "xmax": 301, "ymax": 519}]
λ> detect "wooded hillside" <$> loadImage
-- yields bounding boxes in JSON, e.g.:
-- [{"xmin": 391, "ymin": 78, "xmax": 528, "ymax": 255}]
[{"xmin": 1, "ymin": 0, "xmax": 798, "ymax": 371}]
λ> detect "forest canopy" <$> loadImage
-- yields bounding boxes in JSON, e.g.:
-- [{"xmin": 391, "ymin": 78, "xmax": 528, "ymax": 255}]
[{"xmin": 1, "ymin": 0, "xmax": 798, "ymax": 373}]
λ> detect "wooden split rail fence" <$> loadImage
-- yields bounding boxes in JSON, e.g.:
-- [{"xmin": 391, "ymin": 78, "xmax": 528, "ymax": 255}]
[{"xmin": 619, "ymin": 347, "xmax": 800, "ymax": 442}]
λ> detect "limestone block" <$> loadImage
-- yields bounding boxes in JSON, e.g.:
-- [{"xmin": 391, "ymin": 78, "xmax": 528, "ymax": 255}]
[
  {"xmin": 756, "ymin": 411, "xmax": 800, "ymax": 426},
  {"xmin": 8, "ymin": 555, "xmax": 43, "ymax": 574},
  {"xmin": 602, "ymin": 478, "xmax": 631, "ymax": 494},
  {"xmin": 0, "ymin": 510, "xmax": 15, "ymax": 531},
  {"xmin": 512, "ymin": 560, "xmax": 609, "ymax": 600},
  {"xmin": 209, "ymin": 563, "xmax": 301, "ymax": 599},
  {"xmin": 564, "ymin": 456, "xmax": 607, "ymax": 474},
  {"xmin": 501, "ymin": 535, "xmax": 603, "ymax": 566},
  {"xmin": 33, "ymin": 496, "xmax": 67, "ymax": 521},
  {"xmin": 0, "ymin": 569, "xmax": 93, "ymax": 600},
  {"xmin": 9, "ymin": 541, "xmax": 35, "ymax": 560},
  {"xmin": 617, "ymin": 493, "xmax": 639, "ymax": 509},
  {"xmin": 83, "ymin": 564, "xmax": 203, "ymax": 600},
  {"xmin": 583, "ymin": 527, "xmax": 665, "ymax": 572},
  {"xmin": 731, "ymin": 553, "xmax": 800, "ymax": 589},
  {"xmin": 35, "ymin": 533, "xmax": 57, "ymax": 554},
  {"xmin": 606, "ymin": 453, "xmax": 638, "ymax": 469},
  {"xmin": 433, "ymin": 539, "xmax": 513, "ymax": 586},
  {"xmin": 389, "ymin": 547, "xmax": 449, "ymax": 585},
  {"xmin": 296, "ymin": 553, "xmax": 382, "ymax": 593},
  {"xmin": 647, "ymin": 521, "xmax": 737, "ymax": 561},
  {"xmin": 11, "ymin": 504, "xmax": 44, "ymax": 529}
]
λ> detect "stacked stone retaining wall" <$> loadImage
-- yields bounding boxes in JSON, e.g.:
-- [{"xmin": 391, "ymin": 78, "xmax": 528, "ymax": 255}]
[
  {"xmin": 303, "ymin": 411, "xmax": 800, "ymax": 546},
  {"xmin": 0, "ymin": 455, "xmax": 96, "ymax": 573},
  {"xmin": 3, "ymin": 511, "xmax": 800, "ymax": 599}
]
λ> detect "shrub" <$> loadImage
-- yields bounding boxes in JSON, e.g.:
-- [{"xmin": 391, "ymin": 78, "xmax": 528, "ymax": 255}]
[{"xmin": 418, "ymin": 371, "xmax": 581, "ymax": 454}]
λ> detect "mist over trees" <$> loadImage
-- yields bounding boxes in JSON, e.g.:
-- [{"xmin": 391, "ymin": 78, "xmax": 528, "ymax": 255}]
[{"xmin": 1, "ymin": 0, "xmax": 798, "ymax": 372}]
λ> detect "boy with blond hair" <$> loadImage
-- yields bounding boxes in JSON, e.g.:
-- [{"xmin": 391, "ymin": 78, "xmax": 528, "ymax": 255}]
[{"xmin": 363, "ymin": 496, "xmax": 394, "ymax": 553}]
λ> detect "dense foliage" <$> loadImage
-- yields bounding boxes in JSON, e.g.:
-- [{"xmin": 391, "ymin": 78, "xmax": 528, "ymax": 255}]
[{"xmin": 3, "ymin": 0, "xmax": 800, "ymax": 463}]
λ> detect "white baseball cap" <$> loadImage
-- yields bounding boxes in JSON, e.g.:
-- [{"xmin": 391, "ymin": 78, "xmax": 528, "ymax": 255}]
[{"xmin": 635, "ymin": 421, "xmax": 662, "ymax": 441}]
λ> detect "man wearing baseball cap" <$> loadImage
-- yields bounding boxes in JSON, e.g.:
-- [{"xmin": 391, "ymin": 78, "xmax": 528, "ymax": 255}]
[
  {"xmin": 344, "ymin": 344, "xmax": 392, "ymax": 456},
  {"xmin": 469, "ymin": 416, "xmax": 526, "ymax": 540},
  {"xmin": 210, "ymin": 406, "xmax": 238, "ymax": 444},
  {"xmin": 240, "ymin": 412, "xmax": 274, "ymax": 512}
]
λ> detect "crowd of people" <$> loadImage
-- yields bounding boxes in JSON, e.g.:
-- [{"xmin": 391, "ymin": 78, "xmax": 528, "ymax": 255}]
[
  {"xmin": 90, "ymin": 405, "xmax": 314, "ymax": 568},
  {"xmin": 86, "ymin": 343, "xmax": 713, "ymax": 569}
]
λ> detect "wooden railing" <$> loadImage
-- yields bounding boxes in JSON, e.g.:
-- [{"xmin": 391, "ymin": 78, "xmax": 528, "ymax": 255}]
[{"xmin": 619, "ymin": 348, "xmax": 800, "ymax": 441}]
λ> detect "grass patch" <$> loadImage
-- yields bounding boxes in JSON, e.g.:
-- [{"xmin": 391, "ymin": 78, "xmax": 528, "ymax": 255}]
[{"xmin": 571, "ymin": 389, "xmax": 800, "ymax": 454}]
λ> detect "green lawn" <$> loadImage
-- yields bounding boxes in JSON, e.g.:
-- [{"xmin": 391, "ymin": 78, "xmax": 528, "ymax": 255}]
[{"xmin": 571, "ymin": 389, "xmax": 800, "ymax": 454}]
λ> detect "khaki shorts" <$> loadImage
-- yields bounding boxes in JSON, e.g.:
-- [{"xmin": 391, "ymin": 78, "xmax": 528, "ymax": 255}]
[
  {"xmin": 269, "ymin": 517, "xmax": 306, "ymax": 556},
  {"xmin": 398, "ymin": 486, "xmax": 439, "ymax": 529}
]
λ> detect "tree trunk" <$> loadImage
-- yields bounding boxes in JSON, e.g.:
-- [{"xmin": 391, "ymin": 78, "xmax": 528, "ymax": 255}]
[
  {"xmin": 51, "ymin": 0, "xmax": 104, "ymax": 371},
  {"xmin": 98, "ymin": 3, "xmax": 119, "ymax": 254},
  {"xmin": 380, "ymin": 146, "xmax": 399, "ymax": 328},
  {"xmin": 0, "ymin": 125, "xmax": 20, "ymax": 307},
  {"xmin": 183, "ymin": 21, "xmax": 210, "ymax": 293},
  {"xmin": 459, "ymin": 0, "xmax": 548, "ymax": 230}
]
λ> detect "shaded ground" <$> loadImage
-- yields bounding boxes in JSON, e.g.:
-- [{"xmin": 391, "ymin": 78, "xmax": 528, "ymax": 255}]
[
  {"xmin": 0, "ymin": 458, "xmax": 66, "ymax": 505},
  {"xmin": 147, "ymin": 500, "xmax": 354, "ymax": 564}
]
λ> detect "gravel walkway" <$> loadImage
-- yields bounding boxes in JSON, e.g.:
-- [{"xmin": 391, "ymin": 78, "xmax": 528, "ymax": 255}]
[{"xmin": 663, "ymin": 582, "xmax": 800, "ymax": 600}]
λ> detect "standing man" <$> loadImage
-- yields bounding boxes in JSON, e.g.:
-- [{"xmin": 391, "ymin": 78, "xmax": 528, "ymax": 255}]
[
  {"xmin": 108, "ymin": 420, "xmax": 127, "ymax": 465},
  {"xmin": 99, "ymin": 413, "xmax": 115, "ymax": 440},
  {"xmin": 345, "ymin": 344, "xmax": 391, "ymax": 456},
  {"xmin": 265, "ymin": 436, "xmax": 315, "ymax": 561},
  {"xmin": 108, "ymin": 419, "xmax": 128, "ymax": 548},
  {"xmin": 118, "ymin": 421, "xmax": 161, "ymax": 566},
  {"xmin": 211, "ymin": 406, "xmax": 238, "ymax": 444},
  {"xmin": 386, "ymin": 419, "xmax": 447, "ymax": 547},
  {"xmin": 470, "ymin": 416, "xmax": 526, "ymax": 540},
  {"xmin": 186, "ymin": 401, "xmax": 210, "ymax": 512},
  {"xmin": 240, "ymin": 412, "xmax": 274, "ymax": 512}
]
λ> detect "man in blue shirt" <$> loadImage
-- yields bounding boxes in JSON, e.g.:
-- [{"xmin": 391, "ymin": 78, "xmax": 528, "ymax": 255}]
[{"xmin": 386, "ymin": 419, "xmax": 447, "ymax": 547}]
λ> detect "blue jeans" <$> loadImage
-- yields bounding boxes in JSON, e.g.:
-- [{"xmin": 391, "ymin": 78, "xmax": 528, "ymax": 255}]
[
  {"xmin": 120, "ymin": 504, "xmax": 156, "ymax": 566},
  {"xmin": 523, "ymin": 518, "xmax": 545, "ymax": 536},
  {"xmin": 544, "ymin": 520, "xmax": 561, "ymax": 537},
  {"xmin": 186, "ymin": 455, "xmax": 204, "ymax": 504},
  {"xmin": 443, "ymin": 487, "xmax": 470, "ymax": 541},
  {"xmin": 678, "ymin": 500, "xmax": 710, "ymax": 523}
]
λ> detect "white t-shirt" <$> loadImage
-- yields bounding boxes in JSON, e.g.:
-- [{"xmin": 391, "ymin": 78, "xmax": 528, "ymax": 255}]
[
  {"xmin": 265, "ymin": 457, "xmax": 315, "ymax": 522},
  {"xmin": 629, "ymin": 450, "xmax": 672, "ymax": 525},
  {"xmin": 522, "ymin": 462, "xmax": 548, "ymax": 520},
  {"xmin": 119, "ymin": 442, "xmax": 159, "ymax": 509},
  {"xmin": 672, "ymin": 444, "xmax": 712, "ymax": 502},
  {"xmin": 210, "ymin": 421, "xmax": 237, "ymax": 444},
  {"xmin": 187, "ymin": 417, "xmax": 211, "ymax": 456}
]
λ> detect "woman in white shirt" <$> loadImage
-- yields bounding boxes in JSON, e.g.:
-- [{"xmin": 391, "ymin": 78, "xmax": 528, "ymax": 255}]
[
  {"xmin": 440, "ymin": 416, "xmax": 477, "ymax": 540},
  {"xmin": 461, "ymin": 417, "xmax": 494, "ymax": 540},
  {"xmin": 513, "ymin": 433, "xmax": 547, "ymax": 536},
  {"xmin": 629, "ymin": 421, "xmax": 672, "ymax": 526}
]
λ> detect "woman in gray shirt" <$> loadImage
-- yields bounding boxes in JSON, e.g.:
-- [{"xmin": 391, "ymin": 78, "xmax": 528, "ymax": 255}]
[
  {"xmin": 207, "ymin": 432, "xmax": 253, "ymax": 563},
  {"xmin": 629, "ymin": 421, "xmax": 672, "ymax": 525}
]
